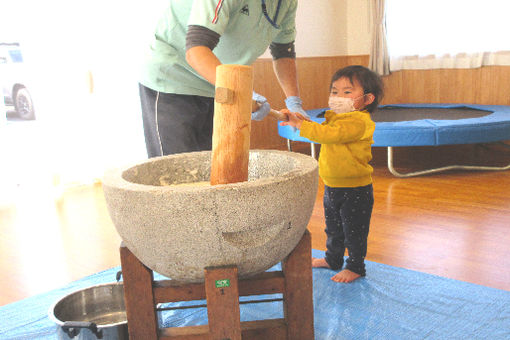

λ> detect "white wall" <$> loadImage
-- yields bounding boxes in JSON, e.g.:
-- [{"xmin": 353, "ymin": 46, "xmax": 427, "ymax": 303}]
[
  {"xmin": 262, "ymin": 0, "xmax": 372, "ymax": 58},
  {"xmin": 346, "ymin": 0, "xmax": 372, "ymax": 55}
]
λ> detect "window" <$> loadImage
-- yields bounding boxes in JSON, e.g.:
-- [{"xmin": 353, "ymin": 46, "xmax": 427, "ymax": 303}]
[{"xmin": 385, "ymin": 0, "xmax": 510, "ymax": 70}]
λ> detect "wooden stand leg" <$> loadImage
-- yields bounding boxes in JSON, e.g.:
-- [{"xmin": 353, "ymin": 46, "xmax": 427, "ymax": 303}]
[
  {"xmin": 204, "ymin": 266, "xmax": 242, "ymax": 340},
  {"xmin": 282, "ymin": 230, "xmax": 314, "ymax": 340},
  {"xmin": 119, "ymin": 231, "xmax": 313, "ymax": 340},
  {"xmin": 120, "ymin": 244, "xmax": 158, "ymax": 340}
]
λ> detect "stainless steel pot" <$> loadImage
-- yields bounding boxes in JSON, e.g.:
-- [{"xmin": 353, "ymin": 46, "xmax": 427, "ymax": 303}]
[{"xmin": 48, "ymin": 282, "xmax": 128, "ymax": 340}]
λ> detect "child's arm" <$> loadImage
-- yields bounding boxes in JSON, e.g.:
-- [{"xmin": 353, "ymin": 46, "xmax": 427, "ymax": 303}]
[
  {"xmin": 301, "ymin": 118, "xmax": 367, "ymax": 144},
  {"xmin": 279, "ymin": 109, "xmax": 311, "ymax": 129}
]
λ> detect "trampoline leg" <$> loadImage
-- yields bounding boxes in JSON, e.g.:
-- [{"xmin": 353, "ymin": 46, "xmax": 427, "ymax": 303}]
[
  {"xmin": 286, "ymin": 139, "xmax": 317, "ymax": 159},
  {"xmin": 387, "ymin": 146, "xmax": 510, "ymax": 178}
]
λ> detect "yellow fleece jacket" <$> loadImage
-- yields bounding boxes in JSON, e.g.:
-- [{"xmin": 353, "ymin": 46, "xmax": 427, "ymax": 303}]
[{"xmin": 299, "ymin": 110, "xmax": 375, "ymax": 188}]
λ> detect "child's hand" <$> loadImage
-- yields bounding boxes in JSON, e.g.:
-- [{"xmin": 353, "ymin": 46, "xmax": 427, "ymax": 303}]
[
  {"xmin": 294, "ymin": 110, "xmax": 312, "ymax": 122},
  {"xmin": 279, "ymin": 109, "xmax": 308, "ymax": 129}
]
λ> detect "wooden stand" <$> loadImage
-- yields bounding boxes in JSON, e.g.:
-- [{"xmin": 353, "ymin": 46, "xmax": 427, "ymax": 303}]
[{"xmin": 120, "ymin": 231, "xmax": 314, "ymax": 340}]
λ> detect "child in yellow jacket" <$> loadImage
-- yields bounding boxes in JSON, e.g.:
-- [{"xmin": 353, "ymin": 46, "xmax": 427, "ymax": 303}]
[{"xmin": 281, "ymin": 65, "xmax": 384, "ymax": 283}]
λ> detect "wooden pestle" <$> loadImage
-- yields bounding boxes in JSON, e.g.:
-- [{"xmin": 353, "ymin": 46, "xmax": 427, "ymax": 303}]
[{"xmin": 210, "ymin": 65, "xmax": 253, "ymax": 185}]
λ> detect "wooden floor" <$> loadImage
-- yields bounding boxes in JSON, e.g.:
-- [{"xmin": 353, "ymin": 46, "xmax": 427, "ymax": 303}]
[{"xmin": 1, "ymin": 164, "xmax": 510, "ymax": 307}]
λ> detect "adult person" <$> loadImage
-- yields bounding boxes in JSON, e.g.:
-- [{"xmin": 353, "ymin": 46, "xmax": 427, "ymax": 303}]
[{"xmin": 139, "ymin": 0, "xmax": 308, "ymax": 157}]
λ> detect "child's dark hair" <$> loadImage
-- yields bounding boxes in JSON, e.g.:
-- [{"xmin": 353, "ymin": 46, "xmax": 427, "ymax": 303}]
[{"xmin": 330, "ymin": 65, "xmax": 384, "ymax": 113}]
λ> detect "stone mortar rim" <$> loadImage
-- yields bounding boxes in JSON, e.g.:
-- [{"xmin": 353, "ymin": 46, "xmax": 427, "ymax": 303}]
[{"xmin": 102, "ymin": 149, "xmax": 318, "ymax": 192}]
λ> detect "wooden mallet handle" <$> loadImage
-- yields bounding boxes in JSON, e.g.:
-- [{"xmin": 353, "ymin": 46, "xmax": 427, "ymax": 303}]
[{"xmin": 251, "ymin": 100, "xmax": 287, "ymax": 121}]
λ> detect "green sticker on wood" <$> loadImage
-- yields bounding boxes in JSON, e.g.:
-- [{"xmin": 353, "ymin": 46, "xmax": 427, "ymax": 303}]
[{"xmin": 215, "ymin": 279, "xmax": 230, "ymax": 288}]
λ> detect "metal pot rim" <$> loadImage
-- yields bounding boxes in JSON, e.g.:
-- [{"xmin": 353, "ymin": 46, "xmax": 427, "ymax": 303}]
[{"xmin": 48, "ymin": 281, "xmax": 126, "ymax": 328}]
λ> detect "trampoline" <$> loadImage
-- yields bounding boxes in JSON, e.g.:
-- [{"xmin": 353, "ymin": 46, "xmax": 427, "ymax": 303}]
[{"xmin": 277, "ymin": 103, "xmax": 510, "ymax": 177}]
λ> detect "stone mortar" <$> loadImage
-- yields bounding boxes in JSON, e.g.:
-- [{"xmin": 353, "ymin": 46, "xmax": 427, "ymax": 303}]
[{"xmin": 103, "ymin": 150, "xmax": 318, "ymax": 283}]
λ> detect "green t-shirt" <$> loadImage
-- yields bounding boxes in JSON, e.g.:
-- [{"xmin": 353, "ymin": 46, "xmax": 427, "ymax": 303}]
[{"xmin": 139, "ymin": 0, "xmax": 297, "ymax": 97}]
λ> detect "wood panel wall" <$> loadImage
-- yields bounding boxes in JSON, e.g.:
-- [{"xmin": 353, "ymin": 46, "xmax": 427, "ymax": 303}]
[
  {"xmin": 383, "ymin": 65, "xmax": 510, "ymax": 105},
  {"xmin": 250, "ymin": 55, "xmax": 510, "ymax": 168}
]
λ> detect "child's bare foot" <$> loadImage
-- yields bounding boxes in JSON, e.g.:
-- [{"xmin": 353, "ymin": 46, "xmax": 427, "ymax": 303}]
[
  {"xmin": 311, "ymin": 257, "xmax": 330, "ymax": 268},
  {"xmin": 331, "ymin": 269, "xmax": 361, "ymax": 283}
]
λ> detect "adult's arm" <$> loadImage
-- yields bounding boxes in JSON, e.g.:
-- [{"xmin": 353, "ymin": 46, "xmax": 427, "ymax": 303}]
[
  {"xmin": 185, "ymin": 46, "xmax": 221, "ymax": 85},
  {"xmin": 272, "ymin": 57, "xmax": 300, "ymax": 98},
  {"xmin": 185, "ymin": 25, "xmax": 221, "ymax": 85}
]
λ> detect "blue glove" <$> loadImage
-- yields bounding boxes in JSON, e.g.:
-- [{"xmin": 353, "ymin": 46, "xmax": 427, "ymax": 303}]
[
  {"xmin": 252, "ymin": 92, "xmax": 271, "ymax": 121},
  {"xmin": 284, "ymin": 96, "xmax": 309, "ymax": 133},
  {"xmin": 285, "ymin": 96, "xmax": 310, "ymax": 119}
]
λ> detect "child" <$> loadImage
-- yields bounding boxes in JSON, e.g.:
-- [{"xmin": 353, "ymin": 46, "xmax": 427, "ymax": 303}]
[{"xmin": 281, "ymin": 65, "xmax": 384, "ymax": 283}]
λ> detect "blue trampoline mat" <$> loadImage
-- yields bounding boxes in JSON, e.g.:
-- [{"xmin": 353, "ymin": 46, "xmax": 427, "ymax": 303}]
[
  {"xmin": 2, "ymin": 249, "xmax": 509, "ymax": 339},
  {"xmin": 278, "ymin": 103, "xmax": 510, "ymax": 147}
]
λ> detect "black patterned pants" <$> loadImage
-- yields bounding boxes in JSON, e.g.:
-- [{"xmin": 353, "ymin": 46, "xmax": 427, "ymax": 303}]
[{"xmin": 323, "ymin": 184, "xmax": 374, "ymax": 276}]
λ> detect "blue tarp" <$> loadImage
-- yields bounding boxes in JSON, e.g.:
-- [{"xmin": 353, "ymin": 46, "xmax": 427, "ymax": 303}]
[{"xmin": 1, "ymin": 249, "xmax": 510, "ymax": 339}]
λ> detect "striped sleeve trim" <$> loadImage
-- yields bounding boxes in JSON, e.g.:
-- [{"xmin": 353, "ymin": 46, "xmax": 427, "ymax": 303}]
[{"xmin": 212, "ymin": 0, "xmax": 225, "ymax": 24}]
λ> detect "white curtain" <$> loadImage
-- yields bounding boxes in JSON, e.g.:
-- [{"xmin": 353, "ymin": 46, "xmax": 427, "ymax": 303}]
[
  {"xmin": 369, "ymin": 0, "xmax": 390, "ymax": 76},
  {"xmin": 385, "ymin": 0, "xmax": 510, "ymax": 71}
]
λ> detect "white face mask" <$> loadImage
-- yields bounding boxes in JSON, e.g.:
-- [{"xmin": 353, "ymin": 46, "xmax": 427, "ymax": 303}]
[{"xmin": 328, "ymin": 95, "xmax": 366, "ymax": 114}]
